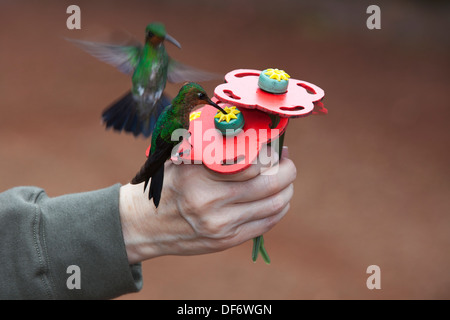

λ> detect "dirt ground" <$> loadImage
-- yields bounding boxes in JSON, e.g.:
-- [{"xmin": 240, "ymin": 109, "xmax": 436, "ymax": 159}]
[{"xmin": 1, "ymin": 0, "xmax": 449, "ymax": 299}]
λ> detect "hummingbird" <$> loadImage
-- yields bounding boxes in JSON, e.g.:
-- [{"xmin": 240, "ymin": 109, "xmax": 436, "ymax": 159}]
[
  {"xmin": 131, "ymin": 82, "xmax": 226, "ymax": 207},
  {"xmin": 67, "ymin": 22, "xmax": 219, "ymax": 137}
]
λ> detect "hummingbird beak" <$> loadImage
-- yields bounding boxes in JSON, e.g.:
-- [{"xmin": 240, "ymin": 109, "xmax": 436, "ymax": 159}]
[
  {"xmin": 165, "ymin": 34, "xmax": 182, "ymax": 49},
  {"xmin": 207, "ymin": 99, "xmax": 227, "ymax": 114}
]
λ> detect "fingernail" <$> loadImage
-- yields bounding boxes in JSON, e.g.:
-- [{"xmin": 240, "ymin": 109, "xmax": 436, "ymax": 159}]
[{"xmin": 282, "ymin": 146, "xmax": 289, "ymax": 159}]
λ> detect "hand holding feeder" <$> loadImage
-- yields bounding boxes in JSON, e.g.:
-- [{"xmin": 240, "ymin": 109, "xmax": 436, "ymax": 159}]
[{"xmin": 173, "ymin": 68, "xmax": 326, "ymax": 263}]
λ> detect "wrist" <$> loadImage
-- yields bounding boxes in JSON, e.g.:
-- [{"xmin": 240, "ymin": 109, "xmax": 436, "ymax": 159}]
[{"xmin": 119, "ymin": 183, "xmax": 161, "ymax": 264}]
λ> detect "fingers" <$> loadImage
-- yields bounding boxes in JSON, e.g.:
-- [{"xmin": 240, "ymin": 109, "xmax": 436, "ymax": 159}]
[
  {"xmin": 176, "ymin": 145, "xmax": 295, "ymax": 207},
  {"xmin": 230, "ymin": 182, "xmax": 294, "ymax": 225},
  {"xmin": 247, "ymin": 202, "xmax": 291, "ymax": 237},
  {"xmin": 229, "ymin": 156, "xmax": 296, "ymax": 203},
  {"xmin": 206, "ymin": 144, "xmax": 279, "ymax": 182},
  {"xmin": 226, "ymin": 203, "xmax": 291, "ymax": 248}
]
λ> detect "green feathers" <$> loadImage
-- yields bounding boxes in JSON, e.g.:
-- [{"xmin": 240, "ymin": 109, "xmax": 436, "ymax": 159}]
[
  {"xmin": 146, "ymin": 23, "xmax": 167, "ymax": 38},
  {"xmin": 150, "ymin": 83, "xmax": 209, "ymax": 153},
  {"xmin": 131, "ymin": 82, "xmax": 225, "ymax": 207},
  {"xmin": 67, "ymin": 22, "xmax": 219, "ymax": 137}
]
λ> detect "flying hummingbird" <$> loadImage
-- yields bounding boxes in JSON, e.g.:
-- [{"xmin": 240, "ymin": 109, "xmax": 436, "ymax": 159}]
[
  {"xmin": 131, "ymin": 82, "xmax": 226, "ymax": 207},
  {"xmin": 68, "ymin": 22, "xmax": 219, "ymax": 137}
]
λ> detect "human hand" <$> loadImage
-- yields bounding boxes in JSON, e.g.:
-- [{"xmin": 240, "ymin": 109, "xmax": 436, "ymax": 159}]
[{"xmin": 119, "ymin": 146, "xmax": 296, "ymax": 264}]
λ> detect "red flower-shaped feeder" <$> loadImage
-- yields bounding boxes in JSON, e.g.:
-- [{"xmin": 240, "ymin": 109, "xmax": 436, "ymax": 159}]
[
  {"xmin": 215, "ymin": 68, "xmax": 327, "ymax": 117},
  {"xmin": 159, "ymin": 68, "xmax": 326, "ymax": 264},
  {"xmin": 171, "ymin": 101, "xmax": 289, "ymax": 174},
  {"xmin": 170, "ymin": 68, "xmax": 326, "ymax": 176}
]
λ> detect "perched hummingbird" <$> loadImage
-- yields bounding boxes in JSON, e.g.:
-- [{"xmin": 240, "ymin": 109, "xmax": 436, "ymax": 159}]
[
  {"xmin": 68, "ymin": 22, "xmax": 219, "ymax": 137},
  {"xmin": 131, "ymin": 82, "xmax": 226, "ymax": 207}
]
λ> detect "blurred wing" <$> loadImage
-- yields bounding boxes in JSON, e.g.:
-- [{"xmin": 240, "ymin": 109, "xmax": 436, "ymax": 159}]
[
  {"xmin": 167, "ymin": 59, "xmax": 221, "ymax": 83},
  {"xmin": 66, "ymin": 38, "xmax": 141, "ymax": 74}
]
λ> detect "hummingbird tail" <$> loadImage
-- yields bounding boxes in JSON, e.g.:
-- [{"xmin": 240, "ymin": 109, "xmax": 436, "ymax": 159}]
[
  {"xmin": 131, "ymin": 137, "xmax": 173, "ymax": 207},
  {"xmin": 149, "ymin": 166, "xmax": 164, "ymax": 207},
  {"xmin": 102, "ymin": 91, "xmax": 170, "ymax": 138}
]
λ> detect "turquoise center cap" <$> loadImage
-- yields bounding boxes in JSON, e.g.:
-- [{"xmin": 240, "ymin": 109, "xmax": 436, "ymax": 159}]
[
  {"xmin": 258, "ymin": 68, "xmax": 290, "ymax": 94},
  {"xmin": 214, "ymin": 106, "xmax": 245, "ymax": 136}
]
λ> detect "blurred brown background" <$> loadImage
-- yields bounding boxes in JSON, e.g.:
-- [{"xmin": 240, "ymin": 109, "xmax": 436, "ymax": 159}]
[{"xmin": 1, "ymin": 0, "xmax": 449, "ymax": 299}]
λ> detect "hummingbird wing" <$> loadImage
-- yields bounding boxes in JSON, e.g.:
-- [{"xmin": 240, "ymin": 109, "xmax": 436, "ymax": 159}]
[
  {"xmin": 167, "ymin": 58, "xmax": 221, "ymax": 83},
  {"xmin": 66, "ymin": 38, "xmax": 142, "ymax": 74},
  {"xmin": 102, "ymin": 91, "xmax": 171, "ymax": 138}
]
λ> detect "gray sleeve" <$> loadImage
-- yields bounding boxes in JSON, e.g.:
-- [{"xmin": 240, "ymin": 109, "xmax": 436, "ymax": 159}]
[{"xmin": 0, "ymin": 184, "xmax": 143, "ymax": 299}]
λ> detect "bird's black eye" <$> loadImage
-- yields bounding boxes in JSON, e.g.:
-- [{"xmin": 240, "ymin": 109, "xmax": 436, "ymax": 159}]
[
  {"xmin": 197, "ymin": 92, "xmax": 206, "ymax": 99},
  {"xmin": 147, "ymin": 31, "xmax": 154, "ymax": 38}
]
